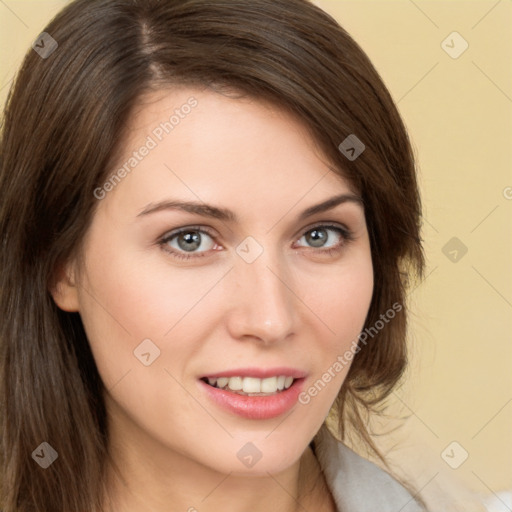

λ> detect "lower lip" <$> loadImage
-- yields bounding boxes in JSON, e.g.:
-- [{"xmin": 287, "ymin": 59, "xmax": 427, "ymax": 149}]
[{"xmin": 198, "ymin": 378, "xmax": 305, "ymax": 420}]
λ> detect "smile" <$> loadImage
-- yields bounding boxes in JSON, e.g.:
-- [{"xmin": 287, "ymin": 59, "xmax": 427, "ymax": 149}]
[{"xmin": 201, "ymin": 375, "xmax": 295, "ymax": 396}]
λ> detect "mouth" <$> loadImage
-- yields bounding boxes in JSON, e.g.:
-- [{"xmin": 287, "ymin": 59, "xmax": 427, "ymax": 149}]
[
  {"xmin": 200, "ymin": 375, "xmax": 296, "ymax": 396},
  {"xmin": 198, "ymin": 371, "xmax": 306, "ymax": 420},
  {"xmin": 198, "ymin": 367, "xmax": 307, "ymax": 419}
]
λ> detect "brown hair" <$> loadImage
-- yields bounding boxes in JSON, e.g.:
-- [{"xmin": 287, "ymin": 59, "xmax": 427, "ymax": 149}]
[{"xmin": 0, "ymin": 0, "xmax": 424, "ymax": 510}]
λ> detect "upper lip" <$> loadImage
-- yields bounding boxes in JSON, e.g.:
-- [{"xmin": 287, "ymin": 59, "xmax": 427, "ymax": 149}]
[{"xmin": 201, "ymin": 367, "xmax": 307, "ymax": 379}]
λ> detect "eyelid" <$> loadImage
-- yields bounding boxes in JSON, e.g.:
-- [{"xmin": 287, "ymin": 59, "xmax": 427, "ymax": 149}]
[{"xmin": 164, "ymin": 224, "xmax": 215, "ymax": 236}]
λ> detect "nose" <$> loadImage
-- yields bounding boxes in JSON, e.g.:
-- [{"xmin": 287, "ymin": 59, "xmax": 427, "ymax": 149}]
[{"xmin": 225, "ymin": 246, "xmax": 296, "ymax": 345}]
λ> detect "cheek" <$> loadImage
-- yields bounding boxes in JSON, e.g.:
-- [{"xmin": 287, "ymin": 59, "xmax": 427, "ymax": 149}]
[
  {"xmin": 306, "ymin": 249, "xmax": 374, "ymax": 347},
  {"xmin": 80, "ymin": 253, "xmax": 208, "ymax": 337},
  {"xmin": 297, "ymin": 249, "xmax": 373, "ymax": 409},
  {"xmin": 75, "ymin": 232, "xmax": 237, "ymax": 395}
]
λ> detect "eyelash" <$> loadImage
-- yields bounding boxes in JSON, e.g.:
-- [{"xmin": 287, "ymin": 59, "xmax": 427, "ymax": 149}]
[{"xmin": 158, "ymin": 223, "xmax": 355, "ymax": 261}]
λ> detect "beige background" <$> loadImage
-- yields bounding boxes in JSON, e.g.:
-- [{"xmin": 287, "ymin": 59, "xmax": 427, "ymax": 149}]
[{"xmin": 1, "ymin": 1, "xmax": 511, "ymax": 510}]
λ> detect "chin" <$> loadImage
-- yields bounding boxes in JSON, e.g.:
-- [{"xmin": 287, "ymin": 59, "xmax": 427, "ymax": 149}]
[{"xmin": 198, "ymin": 432, "xmax": 309, "ymax": 477}]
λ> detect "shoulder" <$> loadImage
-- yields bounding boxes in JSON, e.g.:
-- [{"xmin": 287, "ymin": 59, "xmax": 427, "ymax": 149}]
[{"xmin": 311, "ymin": 425, "xmax": 426, "ymax": 512}]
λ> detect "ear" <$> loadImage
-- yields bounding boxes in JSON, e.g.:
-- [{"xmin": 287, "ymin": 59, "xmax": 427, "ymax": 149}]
[{"xmin": 49, "ymin": 260, "xmax": 80, "ymax": 312}]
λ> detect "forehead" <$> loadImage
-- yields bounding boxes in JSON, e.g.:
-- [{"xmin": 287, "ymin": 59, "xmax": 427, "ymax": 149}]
[{"xmin": 101, "ymin": 86, "xmax": 356, "ymax": 218}]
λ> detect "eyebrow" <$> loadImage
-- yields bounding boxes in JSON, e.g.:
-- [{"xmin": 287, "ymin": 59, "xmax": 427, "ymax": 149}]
[{"xmin": 137, "ymin": 193, "xmax": 363, "ymax": 222}]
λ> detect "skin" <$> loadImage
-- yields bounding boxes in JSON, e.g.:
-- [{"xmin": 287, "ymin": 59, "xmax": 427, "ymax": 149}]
[{"xmin": 51, "ymin": 86, "xmax": 374, "ymax": 512}]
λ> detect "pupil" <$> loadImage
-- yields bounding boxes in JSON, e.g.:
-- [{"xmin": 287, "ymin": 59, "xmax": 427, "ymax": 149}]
[
  {"xmin": 308, "ymin": 229, "xmax": 326, "ymax": 248},
  {"xmin": 178, "ymin": 231, "xmax": 201, "ymax": 251}
]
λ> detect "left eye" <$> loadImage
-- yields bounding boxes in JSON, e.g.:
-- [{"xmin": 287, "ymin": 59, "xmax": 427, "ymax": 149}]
[{"xmin": 296, "ymin": 225, "xmax": 348, "ymax": 250}]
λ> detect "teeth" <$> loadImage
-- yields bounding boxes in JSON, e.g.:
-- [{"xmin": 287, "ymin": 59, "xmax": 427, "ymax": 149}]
[
  {"xmin": 206, "ymin": 375, "xmax": 296, "ymax": 394},
  {"xmin": 260, "ymin": 376, "xmax": 277, "ymax": 393},
  {"xmin": 228, "ymin": 376, "xmax": 243, "ymax": 391},
  {"xmin": 243, "ymin": 377, "xmax": 261, "ymax": 393},
  {"xmin": 217, "ymin": 377, "xmax": 229, "ymax": 389}
]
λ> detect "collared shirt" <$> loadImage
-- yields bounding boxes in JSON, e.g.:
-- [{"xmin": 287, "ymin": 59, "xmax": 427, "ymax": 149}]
[{"xmin": 311, "ymin": 425, "xmax": 426, "ymax": 512}]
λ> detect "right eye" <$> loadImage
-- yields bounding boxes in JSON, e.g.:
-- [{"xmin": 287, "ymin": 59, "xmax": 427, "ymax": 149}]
[{"xmin": 159, "ymin": 226, "xmax": 220, "ymax": 260}]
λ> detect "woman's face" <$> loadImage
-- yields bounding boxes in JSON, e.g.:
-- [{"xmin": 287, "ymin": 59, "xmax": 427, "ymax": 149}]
[{"xmin": 54, "ymin": 87, "xmax": 373, "ymax": 476}]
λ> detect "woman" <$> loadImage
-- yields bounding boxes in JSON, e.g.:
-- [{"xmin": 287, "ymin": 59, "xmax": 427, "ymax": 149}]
[{"xmin": 0, "ymin": 0, "xmax": 425, "ymax": 510}]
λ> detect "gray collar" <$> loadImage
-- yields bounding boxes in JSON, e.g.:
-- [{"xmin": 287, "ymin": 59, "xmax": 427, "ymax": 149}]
[{"xmin": 311, "ymin": 425, "xmax": 424, "ymax": 512}]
